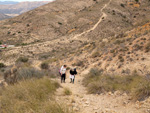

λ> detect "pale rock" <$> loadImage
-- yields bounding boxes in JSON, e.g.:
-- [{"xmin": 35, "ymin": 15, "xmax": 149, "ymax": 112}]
[
  {"xmin": 1, "ymin": 81, "xmax": 8, "ymax": 87},
  {"xmin": 93, "ymin": 107, "xmax": 99, "ymax": 110},
  {"xmin": 83, "ymin": 104, "xmax": 89, "ymax": 107},
  {"xmin": 114, "ymin": 91, "xmax": 121, "ymax": 96},
  {"xmin": 108, "ymin": 92, "xmax": 111, "ymax": 95},
  {"xmin": 122, "ymin": 93, "xmax": 127, "ymax": 96},
  {"xmin": 85, "ymin": 101, "xmax": 90, "ymax": 105}
]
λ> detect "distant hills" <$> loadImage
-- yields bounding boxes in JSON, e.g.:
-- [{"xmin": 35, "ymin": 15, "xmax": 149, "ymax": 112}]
[
  {"xmin": 0, "ymin": 1, "xmax": 51, "ymax": 20},
  {"xmin": 0, "ymin": 1, "xmax": 19, "ymax": 5}
]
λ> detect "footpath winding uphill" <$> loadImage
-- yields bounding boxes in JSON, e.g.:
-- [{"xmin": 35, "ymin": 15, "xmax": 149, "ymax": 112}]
[
  {"xmin": 55, "ymin": 69, "xmax": 147, "ymax": 113},
  {"xmin": 72, "ymin": 0, "xmax": 112, "ymax": 40}
]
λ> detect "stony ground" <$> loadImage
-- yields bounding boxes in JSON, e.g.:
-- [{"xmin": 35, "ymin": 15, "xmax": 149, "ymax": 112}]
[{"xmin": 55, "ymin": 70, "xmax": 150, "ymax": 113}]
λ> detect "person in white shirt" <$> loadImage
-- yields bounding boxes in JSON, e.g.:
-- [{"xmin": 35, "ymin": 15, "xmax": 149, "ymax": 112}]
[{"xmin": 60, "ymin": 65, "xmax": 67, "ymax": 83}]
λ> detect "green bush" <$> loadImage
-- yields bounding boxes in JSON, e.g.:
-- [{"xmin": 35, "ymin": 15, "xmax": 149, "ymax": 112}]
[
  {"xmin": 135, "ymin": 0, "xmax": 139, "ymax": 3},
  {"xmin": 0, "ymin": 78, "xmax": 72, "ymax": 113},
  {"xmin": 120, "ymin": 3, "xmax": 125, "ymax": 7},
  {"xmin": 58, "ymin": 22, "xmax": 63, "ymax": 25},
  {"xmin": 41, "ymin": 62, "xmax": 49, "ymax": 70},
  {"xmin": 0, "ymin": 63, "xmax": 5, "ymax": 68}
]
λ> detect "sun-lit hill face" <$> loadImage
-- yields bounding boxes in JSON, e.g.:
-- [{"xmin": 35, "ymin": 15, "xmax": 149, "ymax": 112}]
[{"xmin": 0, "ymin": 0, "xmax": 150, "ymax": 75}]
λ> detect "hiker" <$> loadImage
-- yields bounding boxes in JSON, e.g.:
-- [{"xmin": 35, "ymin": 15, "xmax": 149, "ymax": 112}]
[
  {"xmin": 60, "ymin": 65, "xmax": 67, "ymax": 83},
  {"xmin": 70, "ymin": 68, "xmax": 74, "ymax": 83},
  {"xmin": 70, "ymin": 68, "xmax": 77, "ymax": 84}
]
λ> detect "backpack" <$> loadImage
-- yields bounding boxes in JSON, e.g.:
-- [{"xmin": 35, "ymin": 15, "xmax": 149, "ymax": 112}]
[{"xmin": 74, "ymin": 68, "xmax": 77, "ymax": 75}]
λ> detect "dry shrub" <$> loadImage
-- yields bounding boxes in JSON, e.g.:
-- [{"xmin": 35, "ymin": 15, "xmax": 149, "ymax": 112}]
[
  {"xmin": 63, "ymin": 88, "xmax": 72, "ymax": 96},
  {"xmin": 4, "ymin": 67, "xmax": 44, "ymax": 84},
  {"xmin": 73, "ymin": 60, "xmax": 84, "ymax": 67},
  {"xmin": 0, "ymin": 78, "xmax": 72, "ymax": 113},
  {"xmin": 40, "ymin": 62, "xmax": 49, "ymax": 70},
  {"xmin": 83, "ymin": 68, "xmax": 150, "ymax": 101},
  {"xmin": 16, "ymin": 57, "xmax": 29, "ymax": 63}
]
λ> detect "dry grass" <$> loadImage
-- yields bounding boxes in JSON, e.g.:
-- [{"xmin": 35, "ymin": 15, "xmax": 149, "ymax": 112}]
[
  {"xmin": 0, "ymin": 78, "xmax": 72, "ymax": 113},
  {"xmin": 63, "ymin": 88, "xmax": 72, "ymax": 96},
  {"xmin": 83, "ymin": 68, "xmax": 150, "ymax": 101}
]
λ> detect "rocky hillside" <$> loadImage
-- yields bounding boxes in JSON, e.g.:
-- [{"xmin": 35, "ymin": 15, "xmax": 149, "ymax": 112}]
[
  {"xmin": 0, "ymin": 0, "xmax": 150, "ymax": 75},
  {"xmin": 0, "ymin": 13, "xmax": 10, "ymax": 20}
]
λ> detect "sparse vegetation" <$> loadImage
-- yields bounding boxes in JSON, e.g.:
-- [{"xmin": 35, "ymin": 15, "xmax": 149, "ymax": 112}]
[
  {"xmin": 118, "ymin": 55, "xmax": 124, "ymax": 62},
  {"xmin": 16, "ymin": 57, "xmax": 29, "ymax": 63},
  {"xmin": 63, "ymin": 88, "xmax": 72, "ymax": 95},
  {"xmin": 145, "ymin": 42, "xmax": 150, "ymax": 52},
  {"xmin": 4, "ymin": 67, "xmax": 44, "ymax": 84},
  {"xmin": 0, "ymin": 78, "xmax": 72, "ymax": 113},
  {"xmin": 17, "ymin": 67, "xmax": 44, "ymax": 80},
  {"xmin": 120, "ymin": 4, "xmax": 125, "ymax": 8},
  {"xmin": 91, "ymin": 51, "xmax": 101, "ymax": 58},
  {"xmin": 73, "ymin": 60, "xmax": 84, "ymax": 67},
  {"xmin": 83, "ymin": 68, "xmax": 150, "ymax": 101}
]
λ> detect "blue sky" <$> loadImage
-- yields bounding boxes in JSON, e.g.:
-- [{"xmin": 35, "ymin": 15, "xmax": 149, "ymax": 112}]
[{"xmin": 0, "ymin": 0, "xmax": 54, "ymax": 1}]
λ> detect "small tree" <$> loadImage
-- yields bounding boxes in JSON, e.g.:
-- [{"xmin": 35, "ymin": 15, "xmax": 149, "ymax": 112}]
[{"xmin": 135, "ymin": 0, "xmax": 139, "ymax": 3}]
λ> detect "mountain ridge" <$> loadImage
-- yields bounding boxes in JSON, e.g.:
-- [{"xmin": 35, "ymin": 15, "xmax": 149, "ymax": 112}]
[
  {"xmin": 0, "ymin": 1, "xmax": 51, "ymax": 20},
  {"xmin": 0, "ymin": 1, "xmax": 19, "ymax": 5}
]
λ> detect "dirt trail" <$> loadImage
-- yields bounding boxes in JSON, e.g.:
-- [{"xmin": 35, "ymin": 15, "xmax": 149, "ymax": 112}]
[
  {"xmin": 55, "ymin": 71, "xmax": 144, "ymax": 113},
  {"xmin": 72, "ymin": 0, "xmax": 112, "ymax": 40}
]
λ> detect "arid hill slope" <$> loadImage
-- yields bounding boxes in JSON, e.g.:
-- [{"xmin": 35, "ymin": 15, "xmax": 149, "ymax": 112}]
[
  {"xmin": 0, "ymin": 0, "xmax": 150, "ymax": 75},
  {"xmin": 0, "ymin": 13, "xmax": 10, "ymax": 20}
]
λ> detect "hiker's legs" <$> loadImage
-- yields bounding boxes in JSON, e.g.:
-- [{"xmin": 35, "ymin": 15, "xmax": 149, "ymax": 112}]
[
  {"xmin": 61, "ymin": 75, "xmax": 63, "ymax": 83},
  {"xmin": 70, "ymin": 78, "xmax": 72, "ymax": 83},
  {"xmin": 70, "ymin": 75, "xmax": 72, "ymax": 83},
  {"xmin": 64, "ymin": 74, "xmax": 66, "ymax": 82},
  {"xmin": 73, "ymin": 76, "xmax": 75, "ymax": 84}
]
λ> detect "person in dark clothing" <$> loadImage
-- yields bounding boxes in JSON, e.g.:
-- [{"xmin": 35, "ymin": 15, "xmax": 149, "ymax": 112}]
[
  {"xmin": 70, "ymin": 69, "xmax": 74, "ymax": 83},
  {"xmin": 73, "ymin": 68, "xmax": 77, "ymax": 83},
  {"xmin": 70, "ymin": 68, "xmax": 77, "ymax": 84}
]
